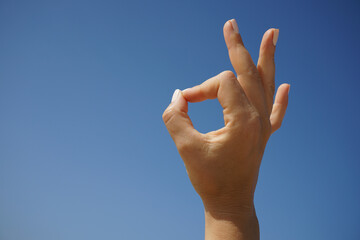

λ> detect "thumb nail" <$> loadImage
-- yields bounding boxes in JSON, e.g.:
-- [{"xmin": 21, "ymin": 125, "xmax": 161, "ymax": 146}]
[{"xmin": 171, "ymin": 89, "xmax": 181, "ymax": 103}]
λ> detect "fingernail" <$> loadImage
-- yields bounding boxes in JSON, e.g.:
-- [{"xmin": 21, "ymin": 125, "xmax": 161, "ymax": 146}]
[
  {"xmin": 288, "ymin": 84, "xmax": 291, "ymax": 94},
  {"xmin": 273, "ymin": 29, "xmax": 279, "ymax": 46},
  {"xmin": 230, "ymin": 19, "xmax": 239, "ymax": 33},
  {"xmin": 171, "ymin": 89, "xmax": 181, "ymax": 103}
]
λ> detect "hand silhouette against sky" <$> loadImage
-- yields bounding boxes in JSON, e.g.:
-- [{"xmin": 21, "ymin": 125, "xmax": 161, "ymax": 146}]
[{"xmin": 163, "ymin": 19, "xmax": 290, "ymax": 240}]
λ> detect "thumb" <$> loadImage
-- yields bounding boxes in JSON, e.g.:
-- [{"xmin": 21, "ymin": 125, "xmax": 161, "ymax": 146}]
[{"xmin": 162, "ymin": 89, "xmax": 201, "ymax": 149}]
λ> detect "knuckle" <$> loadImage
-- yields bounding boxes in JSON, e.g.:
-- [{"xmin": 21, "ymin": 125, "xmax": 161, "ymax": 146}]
[
  {"xmin": 250, "ymin": 111, "xmax": 272, "ymax": 138},
  {"xmin": 244, "ymin": 66, "xmax": 258, "ymax": 77},
  {"xmin": 248, "ymin": 111, "xmax": 262, "ymax": 130},
  {"xmin": 228, "ymin": 106, "xmax": 273, "ymax": 142},
  {"xmin": 220, "ymin": 71, "xmax": 238, "ymax": 87},
  {"xmin": 162, "ymin": 107, "xmax": 176, "ymax": 125},
  {"xmin": 231, "ymin": 109, "xmax": 261, "ymax": 134},
  {"xmin": 237, "ymin": 68, "xmax": 257, "ymax": 81},
  {"xmin": 244, "ymin": 110, "xmax": 271, "ymax": 139},
  {"xmin": 221, "ymin": 70, "xmax": 236, "ymax": 80}
]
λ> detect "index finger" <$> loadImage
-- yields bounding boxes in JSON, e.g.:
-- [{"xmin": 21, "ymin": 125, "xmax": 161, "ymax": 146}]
[{"xmin": 182, "ymin": 71, "xmax": 252, "ymax": 127}]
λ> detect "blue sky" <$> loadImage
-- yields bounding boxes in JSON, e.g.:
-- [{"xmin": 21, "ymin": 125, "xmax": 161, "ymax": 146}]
[{"xmin": 0, "ymin": 0, "xmax": 359, "ymax": 239}]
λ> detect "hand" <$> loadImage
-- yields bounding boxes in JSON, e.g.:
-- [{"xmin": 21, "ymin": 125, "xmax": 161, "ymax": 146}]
[{"xmin": 162, "ymin": 19, "xmax": 290, "ymax": 239}]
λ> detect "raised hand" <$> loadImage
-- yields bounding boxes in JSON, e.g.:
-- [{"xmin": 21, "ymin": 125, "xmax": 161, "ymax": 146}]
[{"xmin": 162, "ymin": 19, "xmax": 290, "ymax": 240}]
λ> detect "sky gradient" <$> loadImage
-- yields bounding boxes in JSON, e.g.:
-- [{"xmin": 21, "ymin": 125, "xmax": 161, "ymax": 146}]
[{"xmin": 1, "ymin": 0, "xmax": 359, "ymax": 239}]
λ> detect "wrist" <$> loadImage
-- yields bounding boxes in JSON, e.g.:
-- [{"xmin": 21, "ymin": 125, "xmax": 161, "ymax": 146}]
[
  {"xmin": 203, "ymin": 199, "xmax": 259, "ymax": 240},
  {"xmin": 201, "ymin": 190, "xmax": 255, "ymax": 214}
]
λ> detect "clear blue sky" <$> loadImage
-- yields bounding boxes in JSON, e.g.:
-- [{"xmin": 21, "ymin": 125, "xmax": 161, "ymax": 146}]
[{"xmin": 0, "ymin": 0, "xmax": 359, "ymax": 239}]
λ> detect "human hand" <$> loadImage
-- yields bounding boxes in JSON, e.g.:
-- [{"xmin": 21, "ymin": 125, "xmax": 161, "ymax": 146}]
[{"xmin": 162, "ymin": 19, "xmax": 289, "ymax": 226}]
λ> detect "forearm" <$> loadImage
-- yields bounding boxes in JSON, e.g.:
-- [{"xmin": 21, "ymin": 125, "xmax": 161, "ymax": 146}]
[{"xmin": 204, "ymin": 202, "xmax": 259, "ymax": 240}]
